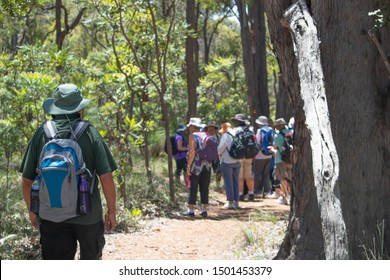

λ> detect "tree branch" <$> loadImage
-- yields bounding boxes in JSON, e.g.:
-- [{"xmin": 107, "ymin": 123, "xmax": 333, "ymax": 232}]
[{"xmin": 368, "ymin": 29, "xmax": 390, "ymax": 79}]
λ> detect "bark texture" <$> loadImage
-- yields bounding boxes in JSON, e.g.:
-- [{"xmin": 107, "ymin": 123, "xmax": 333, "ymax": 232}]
[
  {"xmin": 313, "ymin": 0, "xmax": 390, "ymax": 258},
  {"xmin": 265, "ymin": 0, "xmax": 326, "ymax": 260},
  {"xmin": 186, "ymin": 0, "xmax": 199, "ymax": 118},
  {"xmin": 265, "ymin": 0, "xmax": 390, "ymax": 259},
  {"xmin": 236, "ymin": 0, "xmax": 269, "ymax": 123},
  {"xmin": 283, "ymin": 0, "xmax": 349, "ymax": 260}
]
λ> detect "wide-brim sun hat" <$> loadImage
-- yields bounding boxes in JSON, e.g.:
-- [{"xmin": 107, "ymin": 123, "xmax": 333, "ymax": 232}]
[
  {"xmin": 206, "ymin": 121, "xmax": 219, "ymax": 129},
  {"xmin": 187, "ymin": 117, "xmax": 203, "ymax": 128},
  {"xmin": 176, "ymin": 124, "xmax": 187, "ymax": 132},
  {"xmin": 43, "ymin": 84, "xmax": 91, "ymax": 115},
  {"xmin": 274, "ymin": 118, "xmax": 287, "ymax": 126},
  {"xmin": 231, "ymin": 113, "xmax": 247, "ymax": 123},
  {"xmin": 255, "ymin": 116, "xmax": 268, "ymax": 126}
]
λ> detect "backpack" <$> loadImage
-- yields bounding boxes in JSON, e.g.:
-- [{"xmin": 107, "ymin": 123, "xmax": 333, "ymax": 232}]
[
  {"xmin": 36, "ymin": 120, "xmax": 91, "ymax": 223},
  {"xmin": 279, "ymin": 130, "xmax": 294, "ymax": 164},
  {"xmin": 228, "ymin": 126, "xmax": 259, "ymax": 159},
  {"xmin": 259, "ymin": 127, "xmax": 273, "ymax": 156},
  {"xmin": 193, "ymin": 132, "xmax": 219, "ymax": 162},
  {"xmin": 164, "ymin": 134, "xmax": 179, "ymax": 155}
]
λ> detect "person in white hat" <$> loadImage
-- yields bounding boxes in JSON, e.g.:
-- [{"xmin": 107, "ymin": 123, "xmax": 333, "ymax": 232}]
[{"xmin": 184, "ymin": 117, "xmax": 212, "ymax": 217}]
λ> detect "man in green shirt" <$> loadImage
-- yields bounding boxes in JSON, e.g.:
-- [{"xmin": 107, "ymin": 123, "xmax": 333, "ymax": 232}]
[
  {"xmin": 20, "ymin": 84, "xmax": 117, "ymax": 260},
  {"xmin": 269, "ymin": 118, "xmax": 292, "ymax": 205}
]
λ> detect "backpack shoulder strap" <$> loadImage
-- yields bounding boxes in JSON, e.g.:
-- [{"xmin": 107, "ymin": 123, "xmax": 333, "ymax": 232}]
[
  {"xmin": 43, "ymin": 120, "xmax": 58, "ymax": 139},
  {"xmin": 71, "ymin": 120, "xmax": 90, "ymax": 141}
]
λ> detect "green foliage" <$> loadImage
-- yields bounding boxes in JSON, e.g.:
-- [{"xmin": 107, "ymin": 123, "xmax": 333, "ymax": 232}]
[
  {"xmin": 369, "ymin": 7, "xmax": 390, "ymax": 29},
  {"xmin": 0, "ymin": 170, "xmax": 38, "ymax": 259},
  {"xmin": 0, "ymin": 0, "xmax": 41, "ymax": 19},
  {"xmin": 198, "ymin": 55, "xmax": 246, "ymax": 124},
  {"xmin": 0, "ymin": 0, "xmax": 280, "ymax": 259}
]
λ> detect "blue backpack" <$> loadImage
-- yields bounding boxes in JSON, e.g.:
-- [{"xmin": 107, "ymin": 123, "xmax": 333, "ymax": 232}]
[
  {"xmin": 36, "ymin": 120, "xmax": 91, "ymax": 222},
  {"xmin": 260, "ymin": 127, "xmax": 273, "ymax": 155}
]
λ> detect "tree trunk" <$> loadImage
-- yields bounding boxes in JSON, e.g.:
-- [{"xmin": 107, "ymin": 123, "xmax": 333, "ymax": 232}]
[
  {"xmin": 235, "ymin": 0, "xmax": 256, "ymax": 121},
  {"xmin": 283, "ymin": 0, "xmax": 349, "ymax": 259},
  {"xmin": 265, "ymin": 0, "xmax": 390, "ymax": 259},
  {"xmin": 54, "ymin": 0, "xmax": 86, "ymax": 51},
  {"xmin": 275, "ymin": 75, "xmax": 293, "ymax": 120},
  {"xmin": 186, "ymin": 0, "xmax": 199, "ymax": 119},
  {"xmin": 252, "ymin": 0, "xmax": 269, "ymax": 119},
  {"xmin": 313, "ymin": 0, "xmax": 390, "ymax": 258},
  {"xmin": 55, "ymin": 0, "xmax": 63, "ymax": 50},
  {"xmin": 236, "ymin": 0, "xmax": 269, "ymax": 124}
]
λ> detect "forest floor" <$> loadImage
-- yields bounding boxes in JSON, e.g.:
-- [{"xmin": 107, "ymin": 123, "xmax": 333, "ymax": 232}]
[{"xmin": 102, "ymin": 191, "xmax": 289, "ymax": 260}]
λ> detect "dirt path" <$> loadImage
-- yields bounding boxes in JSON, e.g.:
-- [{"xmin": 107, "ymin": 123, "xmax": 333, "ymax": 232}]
[{"xmin": 102, "ymin": 193, "xmax": 289, "ymax": 260}]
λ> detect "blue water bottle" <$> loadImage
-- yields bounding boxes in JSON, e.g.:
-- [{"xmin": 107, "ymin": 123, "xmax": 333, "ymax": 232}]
[
  {"xmin": 78, "ymin": 175, "xmax": 91, "ymax": 214},
  {"xmin": 30, "ymin": 175, "xmax": 40, "ymax": 214}
]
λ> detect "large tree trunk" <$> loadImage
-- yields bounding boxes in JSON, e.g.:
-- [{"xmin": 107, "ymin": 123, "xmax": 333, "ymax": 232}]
[
  {"xmin": 265, "ymin": 0, "xmax": 390, "ymax": 259},
  {"xmin": 275, "ymin": 75, "xmax": 293, "ymax": 120},
  {"xmin": 283, "ymin": 0, "xmax": 349, "ymax": 259},
  {"xmin": 235, "ymin": 0, "xmax": 255, "ymax": 121},
  {"xmin": 314, "ymin": 0, "xmax": 390, "ymax": 258},
  {"xmin": 236, "ymin": 0, "xmax": 269, "ymax": 123},
  {"xmin": 252, "ymin": 0, "xmax": 269, "ymax": 119},
  {"xmin": 265, "ymin": 0, "xmax": 325, "ymax": 260},
  {"xmin": 186, "ymin": 0, "xmax": 199, "ymax": 118}
]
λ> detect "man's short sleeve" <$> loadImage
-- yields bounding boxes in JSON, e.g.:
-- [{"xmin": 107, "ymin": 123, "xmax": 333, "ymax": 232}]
[{"xmin": 92, "ymin": 132, "xmax": 118, "ymax": 176}]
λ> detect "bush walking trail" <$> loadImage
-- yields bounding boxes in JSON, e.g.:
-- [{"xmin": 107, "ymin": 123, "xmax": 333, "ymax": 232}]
[{"xmin": 103, "ymin": 193, "xmax": 289, "ymax": 260}]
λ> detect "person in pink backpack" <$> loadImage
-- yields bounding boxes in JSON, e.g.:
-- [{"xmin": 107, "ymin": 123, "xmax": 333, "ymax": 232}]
[{"xmin": 183, "ymin": 118, "xmax": 214, "ymax": 218}]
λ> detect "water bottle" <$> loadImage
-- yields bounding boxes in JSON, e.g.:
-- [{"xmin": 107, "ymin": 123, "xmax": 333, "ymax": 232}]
[
  {"xmin": 186, "ymin": 176, "xmax": 191, "ymax": 189},
  {"xmin": 78, "ymin": 175, "xmax": 91, "ymax": 214},
  {"xmin": 30, "ymin": 176, "xmax": 40, "ymax": 214}
]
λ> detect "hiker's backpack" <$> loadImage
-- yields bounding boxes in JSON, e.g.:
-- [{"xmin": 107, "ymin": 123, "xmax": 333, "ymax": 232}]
[
  {"xmin": 259, "ymin": 127, "xmax": 274, "ymax": 156},
  {"xmin": 36, "ymin": 120, "xmax": 91, "ymax": 223},
  {"xmin": 228, "ymin": 126, "xmax": 259, "ymax": 159},
  {"xmin": 164, "ymin": 134, "xmax": 182, "ymax": 156},
  {"xmin": 193, "ymin": 132, "xmax": 219, "ymax": 162},
  {"xmin": 279, "ymin": 130, "xmax": 294, "ymax": 164}
]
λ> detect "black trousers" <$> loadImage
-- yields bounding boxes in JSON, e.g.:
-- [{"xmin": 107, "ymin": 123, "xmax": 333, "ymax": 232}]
[
  {"xmin": 39, "ymin": 220, "xmax": 105, "ymax": 260},
  {"xmin": 188, "ymin": 166, "xmax": 211, "ymax": 205},
  {"xmin": 175, "ymin": 157, "xmax": 187, "ymax": 178}
]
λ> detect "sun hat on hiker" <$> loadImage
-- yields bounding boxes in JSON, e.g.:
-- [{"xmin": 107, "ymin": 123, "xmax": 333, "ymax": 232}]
[
  {"xmin": 231, "ymin": 113, "xmax": 247, "ymax": 123},
  {"xmin": 255, "ymin": 116, "xmax": 268, "ymax": 126},
  {"xmin": 187, "ymin": 117, "xmax": 203, "ymax": 128},
  {"xmin": 274, "ymin": 118, "xmax": 287, "ymax": 126},
  {"xmin": 176, "ymin": 124, "xmax": 187, "ymax": 133},
  {"xmin": 43, "ymin": 84, "xmax": 91, "ymax": 115},
  {"xmin": 206, "ymin": 121, "xmax": 219, "ymax": 129}
]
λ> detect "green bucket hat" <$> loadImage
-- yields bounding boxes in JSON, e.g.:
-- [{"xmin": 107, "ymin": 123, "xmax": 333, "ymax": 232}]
[{"xmin": 43, "ymin": 84, "xmax": 91, "ymax": 115}]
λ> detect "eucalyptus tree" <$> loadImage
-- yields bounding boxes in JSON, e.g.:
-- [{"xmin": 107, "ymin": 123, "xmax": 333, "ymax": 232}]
[
  {"xmin": 265, "ymin": 0, "xmax": 390, "ymax": 259},
  {"xmin": 235, "ymin": 0, "xmax": 269, "ymax": 123}
]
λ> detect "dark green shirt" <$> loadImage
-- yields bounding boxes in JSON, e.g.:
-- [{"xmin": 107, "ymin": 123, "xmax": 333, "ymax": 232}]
[{"xmin": 19, "ymin": 114, "xmax": 118, "ymax": 225}]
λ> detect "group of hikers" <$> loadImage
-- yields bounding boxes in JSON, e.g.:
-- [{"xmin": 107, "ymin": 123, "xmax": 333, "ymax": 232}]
[
  {"xmin": 19, "ymin": 83, "xmax": 294, "ymax": 260},
  {"xmin": 170, "ymin": 113, "xmax": 295, "ymax": 218}
]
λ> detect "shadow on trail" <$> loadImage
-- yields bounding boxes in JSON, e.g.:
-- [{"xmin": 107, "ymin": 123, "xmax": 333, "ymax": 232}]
[{"xmin": 167, "ymin": 197, "xmax": 290, "ymax": 222}]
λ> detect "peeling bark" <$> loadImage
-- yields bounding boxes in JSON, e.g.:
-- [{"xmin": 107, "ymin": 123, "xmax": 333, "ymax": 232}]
[{"xmin": 283, "ymin": 0, "xmax": 349, "ymax": 259}]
